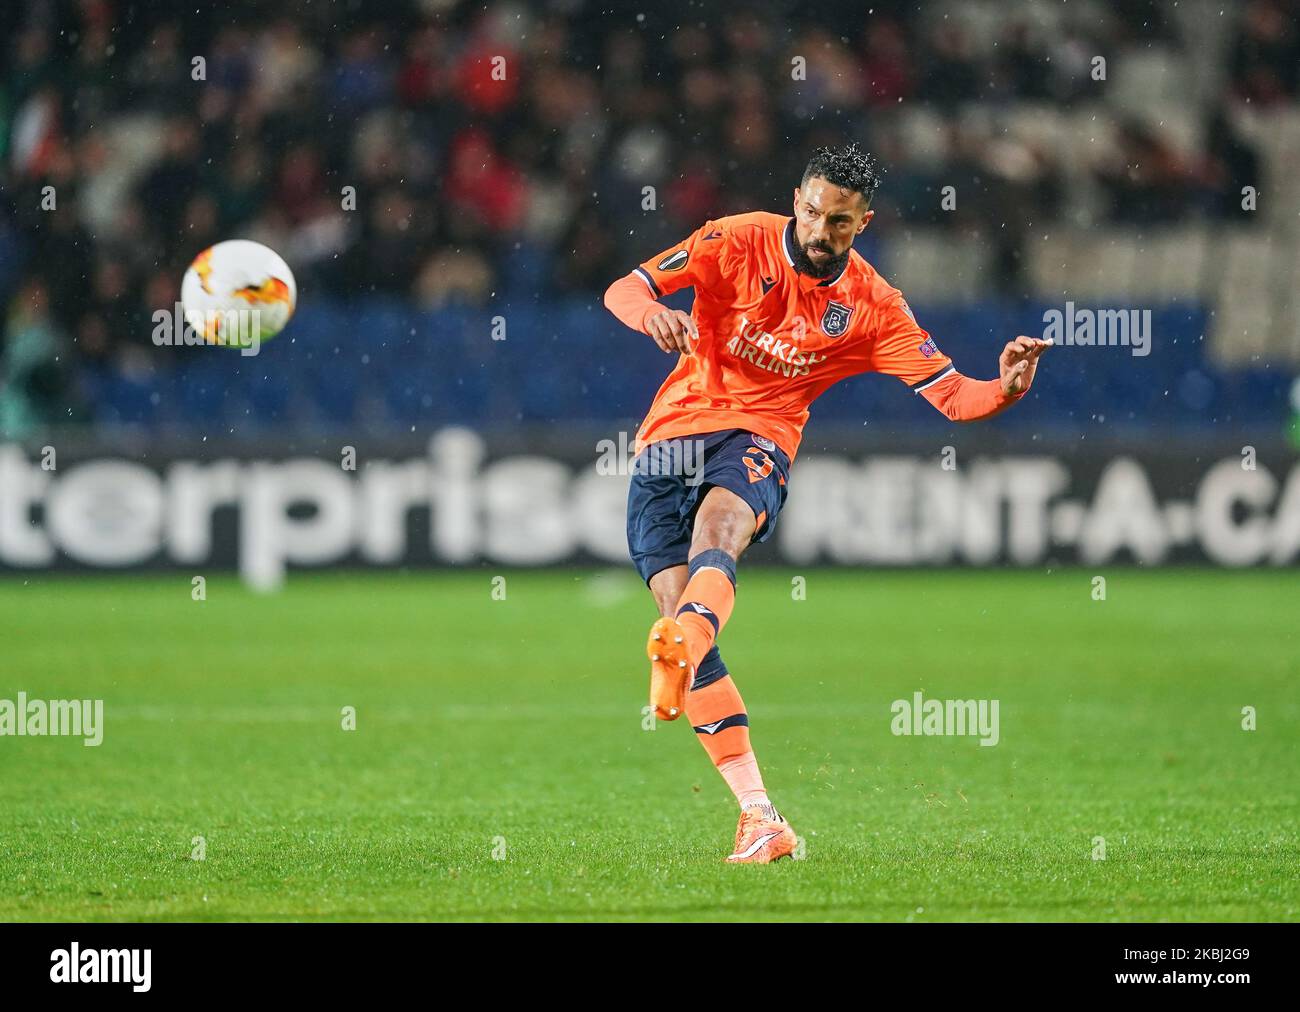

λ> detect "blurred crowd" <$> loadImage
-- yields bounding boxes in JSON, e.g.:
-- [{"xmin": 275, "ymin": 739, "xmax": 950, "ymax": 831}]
[{"xmin": 1, "ymin": 0, "xmax": 1296, "ymax": 433}]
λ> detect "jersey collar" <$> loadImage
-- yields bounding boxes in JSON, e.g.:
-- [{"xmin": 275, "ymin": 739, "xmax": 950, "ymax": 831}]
[{"xmin": 782, "ymin": 217, "xmax": 850, "ymax": 290}]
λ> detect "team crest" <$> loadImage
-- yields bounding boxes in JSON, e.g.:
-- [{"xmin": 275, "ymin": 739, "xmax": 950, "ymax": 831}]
[
  {"xmin": 658, "ymin": 250, "xmax": 689, "ymax": 272},
  {"xmin": 751, "ymin": 434, "xmax": 776, "ymax": 452},
  {"xmin": 919, "ymin": 337, "xmax": 940, "ymax": 358},
  {"xmin": 821, "ymin": 300, "xmax": 854, "ymax": 337}
]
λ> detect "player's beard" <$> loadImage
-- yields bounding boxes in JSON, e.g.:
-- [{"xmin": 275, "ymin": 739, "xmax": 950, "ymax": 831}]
[{"xmin": 791, "ymin": 236, "xmax": 850, "ymax": 279}]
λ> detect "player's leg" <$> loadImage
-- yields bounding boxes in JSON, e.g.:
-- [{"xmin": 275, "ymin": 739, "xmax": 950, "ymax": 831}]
[
  {"xmin": 675, "ymin": 434, "xmax": 798, "ymax": 863},
  {"xmin": 660, "ymin": 432, "xmax": 790, "ymax": 703},
  {"xmin": 673, "ymin": 487, "xmax": 795, "ymax": 863},
  {"xmin": 629, "ymin": 440, "xmax": 725, "ymax": 720},
  {"xmin": 634, "ymin": 431, "xmax": 794, "ymax": 862},
  {"xmin": 644, "ymin": 487, "xmax": 751, "ymax": 719},
  {"xmin": 647, "ymin": 564, "xmax": 730, "ymax": 720},
  {"xmin": 647, "ymin": 564, "xmax": 687, "ymax": 616},
  {"xmin": 671, "ymin": 485, "xmax": 752, "ymax": 665}
]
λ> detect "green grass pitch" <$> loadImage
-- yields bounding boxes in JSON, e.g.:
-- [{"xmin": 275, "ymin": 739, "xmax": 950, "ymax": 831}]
[{"xmin": 1, "ymin": 568, "xmax": 1296, "ymax": 922}]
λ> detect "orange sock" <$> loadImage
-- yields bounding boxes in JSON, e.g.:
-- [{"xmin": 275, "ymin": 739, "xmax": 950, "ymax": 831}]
[
  {"xmin": 685, "ymin": 675, "xmax": 768, "ymax": 808},
  {"xmin": 674, "ymin": 565, "xmax": 736, "ymax": 669}
]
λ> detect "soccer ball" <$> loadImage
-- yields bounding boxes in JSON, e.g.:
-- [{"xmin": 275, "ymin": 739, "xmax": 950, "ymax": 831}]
[{"xmin": 181, "ymin": 239, "xmax": 297, "ymax": 347}]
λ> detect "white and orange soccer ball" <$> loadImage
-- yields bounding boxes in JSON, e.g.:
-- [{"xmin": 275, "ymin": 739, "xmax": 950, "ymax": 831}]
[{"xmin": 181, "ymin": 239, "xmax": 296, "ymax": 347}]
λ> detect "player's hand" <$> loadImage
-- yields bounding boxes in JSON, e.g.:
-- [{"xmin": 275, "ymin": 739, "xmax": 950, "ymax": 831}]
[
  {"xmin": 644, "ymin": 309, "xmax": 698, "ymax": 355},
  {"xmin": 999, "ymin": 336, "xmax": 1051, "ymax": 396}
]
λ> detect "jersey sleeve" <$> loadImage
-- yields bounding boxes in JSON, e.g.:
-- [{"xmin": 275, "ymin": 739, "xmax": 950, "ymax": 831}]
[
  {"xmin": 632, "ymin": 219, "xmax": 730, "ymax": 299},
  {"xmin": 919, "ymin": 371, "xmax": 1024, "ymax": 421},
  {"xmin": 867, "ymin": 294, "xmax": 956, "ymax": 393}
]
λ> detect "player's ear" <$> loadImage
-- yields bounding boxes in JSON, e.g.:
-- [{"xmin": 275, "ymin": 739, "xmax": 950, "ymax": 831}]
[
  {"xmin": 857, "ymin": 209, "xmax": 875, "ymax": 234},
  {"xmin": 792, "ymin": 187, "xmax": 802, "ymax": 212}
]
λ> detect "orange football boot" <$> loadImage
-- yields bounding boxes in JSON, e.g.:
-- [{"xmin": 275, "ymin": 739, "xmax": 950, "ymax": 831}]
[
  {"xmin": 647, "ymin": 616, "xmax": 694, "ymax": 720},
  {"xmin": 726, "ymin": 805, "xmax": 797, "ymax": 864}
]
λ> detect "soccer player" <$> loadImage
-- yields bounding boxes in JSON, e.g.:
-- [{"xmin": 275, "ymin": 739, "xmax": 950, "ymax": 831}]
[{"xmin": 602, "ymin": 143, "xmax": 1049, "ymax": 864}]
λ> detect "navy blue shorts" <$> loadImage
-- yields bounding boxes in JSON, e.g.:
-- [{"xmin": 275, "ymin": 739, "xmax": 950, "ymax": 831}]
[{"xmin": 626, "ymin": 429, "xmax": 791, "ymax": 583}]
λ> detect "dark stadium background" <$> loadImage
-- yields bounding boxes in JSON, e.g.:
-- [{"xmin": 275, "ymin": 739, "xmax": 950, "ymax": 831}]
[
  {"xmin": 1, "ymin": 0, "xmax": 1298, "ymax": 930},
  {"xmin": 3, "ymin": 0, "xmax": 1297, "ymax": 582}
]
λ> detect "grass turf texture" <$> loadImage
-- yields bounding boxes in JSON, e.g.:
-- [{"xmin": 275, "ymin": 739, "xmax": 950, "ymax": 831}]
[{"xmin": 0, "ymin": 568, "xmax": 1296, "ymax": 922}]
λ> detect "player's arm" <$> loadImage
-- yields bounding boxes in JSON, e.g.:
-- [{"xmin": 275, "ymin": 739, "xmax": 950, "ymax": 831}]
[
  {"xmin": 919, "ymin": 336, "xmax": 1050, "ymax": 420},
  {"xmin": 603, "ymin": 221, "xmax": 728, "ymax": 355},
  {"xmin": 868, "ymin": 295, "xmax": 1049, "ymax": 421},
  {"xmin": 603, "ymin": 273, "xmax": 697, "ymax": 354}
]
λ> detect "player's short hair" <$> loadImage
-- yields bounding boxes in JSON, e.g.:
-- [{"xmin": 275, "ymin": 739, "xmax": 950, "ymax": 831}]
[{"xmin": 801, "ymin": 143, "xmax": 883, "ymax": 207}]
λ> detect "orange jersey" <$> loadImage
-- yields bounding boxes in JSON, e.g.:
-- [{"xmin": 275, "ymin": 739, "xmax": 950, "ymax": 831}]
[{"xmin": 628, "ymin": 211, "xmax": 954, "ymax": 461}]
